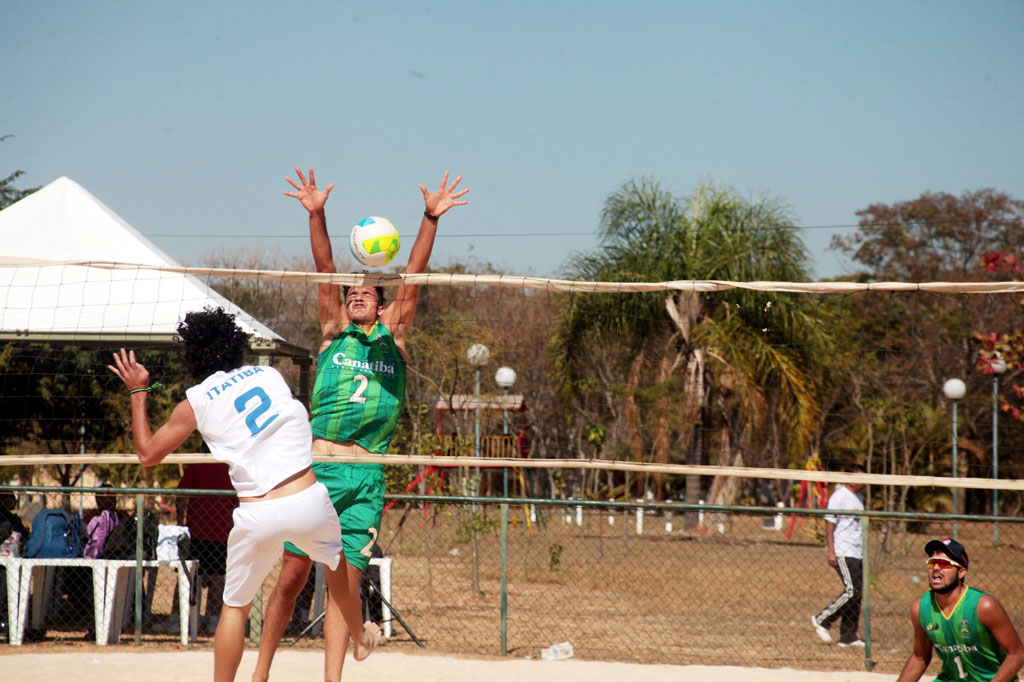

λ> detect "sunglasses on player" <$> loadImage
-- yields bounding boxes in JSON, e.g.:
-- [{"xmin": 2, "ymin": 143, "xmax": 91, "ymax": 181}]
[{"xmin": 926, "ymin": 558, "xmax": 964, "ymax": 570}]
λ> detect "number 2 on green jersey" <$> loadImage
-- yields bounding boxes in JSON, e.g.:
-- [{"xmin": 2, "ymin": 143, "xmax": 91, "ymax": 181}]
[{"xmin": 349, "ymin": 374, "xmax": 368, "ymax": 403}]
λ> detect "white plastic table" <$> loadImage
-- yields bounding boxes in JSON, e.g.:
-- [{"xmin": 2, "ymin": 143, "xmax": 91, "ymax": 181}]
[{"xmin": 0, "ymin": 556, "xmax": 198, "ymax": 646}]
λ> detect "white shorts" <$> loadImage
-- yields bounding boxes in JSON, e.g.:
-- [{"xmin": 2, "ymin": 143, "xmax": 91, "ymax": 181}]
[{"xmin": 223, "ymin": 481, "xmax": 343, "ymax": 607}]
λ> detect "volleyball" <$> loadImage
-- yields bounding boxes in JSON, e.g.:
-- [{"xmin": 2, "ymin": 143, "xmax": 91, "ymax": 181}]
[{"xmin": 350, "ymin": 216, "xmax": 401, "ymax": 268}]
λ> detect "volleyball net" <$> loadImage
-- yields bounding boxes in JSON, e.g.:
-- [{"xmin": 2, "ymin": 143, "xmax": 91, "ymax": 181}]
[{"xmin": 2, "ymin": 257, "xmax": 1023, "ymax": 504}]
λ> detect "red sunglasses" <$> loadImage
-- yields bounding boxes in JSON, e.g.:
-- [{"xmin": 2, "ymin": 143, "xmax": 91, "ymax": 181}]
[{"xmin": 926, "ymin": 558, "xmax": 963, "ymax": 570}]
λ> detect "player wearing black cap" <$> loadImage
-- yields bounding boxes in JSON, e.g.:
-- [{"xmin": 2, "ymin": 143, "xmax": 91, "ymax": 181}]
[{"xmin": 895, "ymin": 537, "xmax": 1023, "ymax": 681}]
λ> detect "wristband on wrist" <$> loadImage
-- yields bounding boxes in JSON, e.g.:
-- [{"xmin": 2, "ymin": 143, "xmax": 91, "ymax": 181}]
[
  {"xmin": 424, "ymin": 210, "xmax": 440, "ymax": 222},
  {"xmin": 129, "ymin": 382, "xmax": 163, "ymax": 395}
]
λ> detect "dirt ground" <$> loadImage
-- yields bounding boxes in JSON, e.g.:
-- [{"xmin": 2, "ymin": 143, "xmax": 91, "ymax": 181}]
[{"xmin": 2, "ymin": 649, "xmax": 893, "ymax": 681}]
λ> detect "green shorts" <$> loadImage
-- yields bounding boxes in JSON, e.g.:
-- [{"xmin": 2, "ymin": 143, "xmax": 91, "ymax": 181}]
[{"xmin": 283, "ymin": 463, "xmax": 384, "ymax": 572}]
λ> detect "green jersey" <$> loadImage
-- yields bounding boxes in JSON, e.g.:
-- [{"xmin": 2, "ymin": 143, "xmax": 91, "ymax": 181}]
[
  {"xmin": 918, "ymin": 587, "xmax": 1006, "ymax": 681},
  {"xmin": 310, "ymin": 321, "xmax": 406, "ymax": 453}
]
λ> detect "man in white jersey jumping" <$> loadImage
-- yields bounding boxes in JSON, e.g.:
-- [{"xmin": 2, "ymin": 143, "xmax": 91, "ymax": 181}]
[{"xmin": 108, "ymin": 307, "xmax": 380, "ymax": 682}]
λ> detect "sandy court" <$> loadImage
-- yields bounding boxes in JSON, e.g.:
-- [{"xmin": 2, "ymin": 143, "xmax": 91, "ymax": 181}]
[{"xmin": 4, "ymin": 649, "xmax": 892, "ymax": 681}]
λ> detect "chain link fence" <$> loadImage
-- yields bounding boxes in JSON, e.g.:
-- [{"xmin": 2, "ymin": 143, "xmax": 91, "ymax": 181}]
[{"xmin": 2, "ymin": 485, "xmax": 1023, "ymax": 676}]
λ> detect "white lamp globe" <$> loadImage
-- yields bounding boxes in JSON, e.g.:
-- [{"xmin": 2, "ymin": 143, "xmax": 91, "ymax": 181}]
[
  {"xmin": 942, "ymin": 378, "xmax": 967, "ymax": 400},
  {"xmin": 495, "ymin": 366, "xmax": 517, "ymax": 387},
  {"xmin": 467, "ymin": 343, "xmax": 490, "ymax": 367},
  {"xmin": 992, "ymin": 355, "xmax": 1008, "ymax": 375}
]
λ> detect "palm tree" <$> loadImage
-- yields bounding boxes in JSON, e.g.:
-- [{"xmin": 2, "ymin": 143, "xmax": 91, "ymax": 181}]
[{"xmin": 552, "ymin": 178, "xmax": 834, "ymax": 508}]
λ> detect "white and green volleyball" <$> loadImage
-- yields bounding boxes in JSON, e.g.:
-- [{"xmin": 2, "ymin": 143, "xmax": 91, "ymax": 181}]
[{"xmin": 349, "ymin": 216, "xmax": 400, "ymax": 268}]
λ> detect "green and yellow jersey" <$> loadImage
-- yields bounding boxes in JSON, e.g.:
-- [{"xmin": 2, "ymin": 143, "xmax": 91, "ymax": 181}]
[
  {"xmin": 919, "ymin": 586, "xmax": 1007, "ymax": 681},
  {"xmin": 310, "ymin": 321, "xmax": 406, "ymax": 454}
]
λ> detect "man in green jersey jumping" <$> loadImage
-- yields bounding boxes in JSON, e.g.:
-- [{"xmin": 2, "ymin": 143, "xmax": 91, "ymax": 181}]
[
  {"xmin": 895, "ymin": 538, "xmax": 1023, "ymax": 682},
  {"xmin": 252, "ymin": 167, "xmax": 468, "ymax": 682}
]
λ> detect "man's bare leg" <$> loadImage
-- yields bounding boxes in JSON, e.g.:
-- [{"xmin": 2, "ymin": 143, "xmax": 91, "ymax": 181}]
[
  {"xmin": 251, "ymin": 551, "xmax": 313, "ymax": 682},
  {"xmin": 324, "ymin": 558, "xmax": 379, "ymax": 681},
  {"xmin": 214, "ymin": 602, "xmax": 252, "ymax": 682}
]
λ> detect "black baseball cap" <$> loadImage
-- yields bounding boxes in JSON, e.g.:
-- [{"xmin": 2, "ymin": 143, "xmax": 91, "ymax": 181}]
[{"xmin": 924, "ymin": 538, "xmax": 969, "ymax": 569}]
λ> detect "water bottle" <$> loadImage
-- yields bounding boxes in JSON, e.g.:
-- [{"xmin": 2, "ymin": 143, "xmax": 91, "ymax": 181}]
[{"xmin": 540, "ymin": 640, "xmax": 574, "ymax": 660}]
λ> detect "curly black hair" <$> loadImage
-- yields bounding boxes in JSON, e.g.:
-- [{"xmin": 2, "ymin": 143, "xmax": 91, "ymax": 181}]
[
  {"xmin": 342, "ymin": 270, "xmax": 386, "ymax": 307},
  {"xmin": 176, "ymin": 307, "xmax": 250, "ymax": 381}
]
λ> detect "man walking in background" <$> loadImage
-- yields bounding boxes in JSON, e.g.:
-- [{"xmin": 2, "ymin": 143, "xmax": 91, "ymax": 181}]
[{"xmin": 812, "ymin": 463, "xmax": 866, "ymax": 647}]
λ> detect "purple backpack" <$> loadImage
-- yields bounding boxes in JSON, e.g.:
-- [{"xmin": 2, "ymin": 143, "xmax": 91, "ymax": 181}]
[{"xmin": 83, "ymin": 510, "xmax": 120, "ymax": 558}]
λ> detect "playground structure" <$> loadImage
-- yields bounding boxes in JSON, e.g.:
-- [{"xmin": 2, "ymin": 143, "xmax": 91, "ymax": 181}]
[
  {"xmin": 385, "ymin": 394, "xmax": 529, "ymax": 511},
  {"xmin": 785, "ymin": 454, "xmax": 830, "ymax": 539}
]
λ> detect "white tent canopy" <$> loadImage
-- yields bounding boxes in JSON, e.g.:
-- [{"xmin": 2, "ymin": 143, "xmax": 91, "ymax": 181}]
[{"xmin": 0, "ymin": 176, "xmax": 300, "ymax": 356}]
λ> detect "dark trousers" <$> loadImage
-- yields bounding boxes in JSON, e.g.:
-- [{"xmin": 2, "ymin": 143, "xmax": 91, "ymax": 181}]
[{"xmin": 816, "ymin": 556, "xmax": 863, "ymax": 643}]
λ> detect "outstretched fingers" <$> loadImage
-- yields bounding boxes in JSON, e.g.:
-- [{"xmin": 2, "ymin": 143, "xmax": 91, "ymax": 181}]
[
  {"xmin": 109, "ymin": 347, "xmax": 132, "ymax": 375},
  {"xmin": 108, "ymin": 348, "xmax": 148, "ymax": 390}
]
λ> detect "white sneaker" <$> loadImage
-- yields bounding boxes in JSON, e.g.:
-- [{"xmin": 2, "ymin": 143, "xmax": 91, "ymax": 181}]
[
  {"xmin": 838, "ymin": 639, "xmax": 865, "ymax": 648},
  {"xmin": 811, "ymin": 616, "xmax": 832, "ymax": 643}
]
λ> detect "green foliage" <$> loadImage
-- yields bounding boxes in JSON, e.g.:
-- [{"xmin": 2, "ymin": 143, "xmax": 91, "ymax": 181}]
[
  {"xmin": 454, "ymin": 510, "xmax": 501, "ymax": 545},
  {"xmin": 0, "ymin": 134, "xmax": 38, "ymax": 210},
  {"xmin": 548, "ymin": 542, "xmax": 564, "ymax": 570},
  {"xmin": 551, "ymin": 177, "xmax": 831, "ymax": 501},
  {"xmin": 0, "ymin": 344, "xmax": 191, "ymax": 487}
]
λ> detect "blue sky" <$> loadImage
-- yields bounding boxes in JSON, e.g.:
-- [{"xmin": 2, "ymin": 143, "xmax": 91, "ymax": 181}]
[{"xmin": 2, "ymin": 1, "xmax": 1022, "ymax": 279}]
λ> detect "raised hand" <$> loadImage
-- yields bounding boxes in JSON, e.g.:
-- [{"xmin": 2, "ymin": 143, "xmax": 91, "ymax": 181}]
[
  {"xmin": 108, "ymin": 348, "xmax": 150, "ymax": 392},
  {"xmin": 284, "ymin": 167, "xmax": 335, "ymax": 213},
  {"xmin": 419, "ymin": 171, "xmax": 469, "ymax": 219}
]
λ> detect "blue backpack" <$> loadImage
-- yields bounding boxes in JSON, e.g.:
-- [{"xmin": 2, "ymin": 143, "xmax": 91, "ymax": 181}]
[{"xmin": 24, "ymin": 509, "xmax": 84, "ymax": 558}]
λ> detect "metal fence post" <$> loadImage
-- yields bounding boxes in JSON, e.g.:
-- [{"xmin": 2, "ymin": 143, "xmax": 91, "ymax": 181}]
[
  {"xmin": 500, "ymin": 503, "xmax": 509, "ymax": 655},
  {"xmin": 134, "ymin": 493, "xmax": 144, "ymax": 646},
  {"xmin": 861, "ymin": 513, "xmax": 873, "ymax": 670}
]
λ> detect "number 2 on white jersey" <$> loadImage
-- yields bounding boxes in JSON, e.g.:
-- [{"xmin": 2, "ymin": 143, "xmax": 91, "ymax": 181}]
[
  {"xmin": 349, "ymin": 374, "xmax": 369, "ymax": 403},
  {"xmin": 234, "ymin": 387, "xmax": 279, "ymax": 436}
]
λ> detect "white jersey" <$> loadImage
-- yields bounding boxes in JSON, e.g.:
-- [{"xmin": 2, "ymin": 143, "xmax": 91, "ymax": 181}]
[
  {"xmin": 825, "ymin": 484, "xmax": 864, "ymax": 558},
  {"xmin": 186, "ymin": 365, "xmax": 313, "ymax": 497}
]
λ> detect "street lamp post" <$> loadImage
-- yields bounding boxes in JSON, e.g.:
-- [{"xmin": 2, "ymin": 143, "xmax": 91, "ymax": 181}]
[
  {"xmin": 467, "ymin": 344, "xmax": 490, "ymax": 456},
  {"xmin": 466, "ymin": 344, "xmax": 490, "ymax": 499},
  {"xmin": 495, "ymin": 366, "xmax": 517, "ymax": 497},
  {"xmin": 465, "ymin": 344, "xmax": 491, "ymax": 597},
  {"xmin": 943, "ymin": 378, "xmax": 966, "ymax": 540},
  {"xmin": 991, "ymin": 355, "xmax": 1007, "ymax": 545}
]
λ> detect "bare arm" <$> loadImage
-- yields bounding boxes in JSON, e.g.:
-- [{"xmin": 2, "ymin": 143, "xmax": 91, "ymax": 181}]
[
  {"xmin": 285, "ymin": 167, "xmax": 347, "ymax": 346},
  {"xmin": 825, "ymin": 520, "xmax": 838, "ymax": 568},
  {"xmin": 895, "ymin": 600, "xmax": 932, "ymax": 682},
  {"xmin": 382, "ymin": 171, "xmax": 469, "ymax": 349},
  {"xmin": 108, "ymin": 348, "xmax": 197, "ymax": 467},
  {"xmin": 977, "ymin": 595, "xmax": 1024, "ymax": 682}
]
